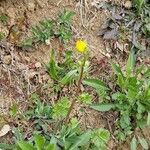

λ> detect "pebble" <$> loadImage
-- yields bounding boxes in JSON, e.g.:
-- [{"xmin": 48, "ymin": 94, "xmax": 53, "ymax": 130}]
[
  {"xmin": 27, "ymin": 2, "xmax": 35, "ymax": 12},
  {"xmin": 36, "ymin": 0, "xmax": 45, "ymax": 8},
  {"xmin": 35, "ymin": 62, "xmax": 42, "ymax": 68},
  {"xmin": 3, "ymin": 55, "xmax": 11, "ymax": 65},
  {"xmin": 42, "ymin": 74, "xmax": 49, "ymax": 81}
]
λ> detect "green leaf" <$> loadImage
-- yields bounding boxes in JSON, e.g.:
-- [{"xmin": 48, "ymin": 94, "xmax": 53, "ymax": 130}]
[
  {"xmin": 117, "ymin": 74, "xmax": 125, "ymax": 88},
  {"xmin": 133, "ymin": 0, "xmax": 144, "ymax": 13},
  {"xmin": 147, "ymin": 112, "xmax": 150, "ymax": 126},
  {"xmin": 20, "ymin": 38, "xmax": 33, "ymax": 49},
  {"xmin": 47, "ymin": 49, "xmax": 58, "ymax": 81},
  {"xmin": 60, "ymin": 69, "xmax": 77, "ymax": 85},
  {"xmin": 136, "ymin": 65, "xmax": 144, "ymax": 76},
  {"xmin": 0, "ymin": 143, "xmax": 16, "ymax": 149},
  {"xmin": 17, "ymin": 141, "xmax": 35, "ymax": 150},
  {"xmin": 90, "ymin": 103, "xmax": 115, "ymax": 112},
  {"xmin": 83, "ymin": 78, "xmax": 108, "ymax": 90},
  {"xmin": 78, "ymin": 93, "xmax": 92, "ymax": 105},
  {"xmin": 144, "ymin": 68, "xmax": 150, "ymax": 78},
  {"xmin": 46, "ymin": 144, "xmax": 55, "ymax": 150},
  {"xmin": 69, "ymin": 130, "xmax": 91, "ymax": 150},
  {"xmin": 130, "ymin": 136, "xmax": 137, "ymax": 150},
  {"xmin": 91, "ymin": 128, "xmax": 110, "ymax": 148},
  {"xmin": 126, "ymin": 51, "xmax": 136, "ymax": 77},
  {"xmin": 145, "ymin": 23, "xmax": 150, "ymax": 32},
  {"xmin": 111, "ymin": 63, "xmax": 124, "ymax": 77},
  {"xmin": 59, "ymin": 10, "xmax": 75, "ymax": 24},
  {"xmin": 52, "ymin": 97, "xmax": 70, "ymax": 119},
  {"xmin": 138, "ymin": 137, "xmax": 149, "ymax": 150},
  {"xmin": 34, "ymin": 135, "xmax": 45, "ymax": 150}
]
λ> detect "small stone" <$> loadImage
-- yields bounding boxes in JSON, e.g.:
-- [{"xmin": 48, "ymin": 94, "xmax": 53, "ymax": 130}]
[
  {"xmin": 124, "ymin": 1, "xmax": 132, "ymax": 9},
  {"xmin": 27, "ymin": 2, "xmax": 35, "ymax": 12},
  {"xmin": 45, "ymin": 39, "xmax": 51, "ymax": 45},
  {"xmin": 42, "ymin": 74, "xmax": 49, "ymax": 81},
  {"xmin": 36, "ymin": 0, "xmax": 45, "ymax": 8},
  {"xmin": 3, "ymin": 55, "xmax": 11, "ymax": 65},
  {"xmin": 29, "ymin": 72, "xmax": 37, "ymax": 79},
  {"xmin": 24, "ymin": 71, "xmax": 37, "ymax": 81},
  {"xmin": 35, "ymin": 62, "xmax": 42, "ymax": 68},
  {"xmin": 91, "ymin": 26, "xmax": 95, "ymax": 31}
]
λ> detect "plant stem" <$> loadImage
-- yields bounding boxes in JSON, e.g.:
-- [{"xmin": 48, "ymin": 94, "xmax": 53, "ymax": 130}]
[{"xmin": 64, "ymin": 54, "xmax": 86, "ymax": 124}]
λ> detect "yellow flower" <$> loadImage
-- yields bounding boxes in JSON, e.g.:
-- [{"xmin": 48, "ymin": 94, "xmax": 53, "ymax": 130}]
[{"xmin": 76, "ymin": 40, "xmax": 87, "ymax": 53}]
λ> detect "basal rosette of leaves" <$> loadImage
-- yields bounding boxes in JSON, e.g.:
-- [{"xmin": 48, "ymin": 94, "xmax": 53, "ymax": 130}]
[
  {"xmin": 0, "ymin": 118, "xmax": 110, "ymax": 150},
  {"xmin": 84, "ymin": 51, "xmax": 150, "ymax": 148}
]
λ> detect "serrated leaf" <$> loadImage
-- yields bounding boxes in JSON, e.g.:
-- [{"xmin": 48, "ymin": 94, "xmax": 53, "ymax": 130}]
[
  {"xmin": 130, "ymin": 136, "xmax": 137, "ymax": 150},
  {"xmin": 34, "ymin": 135, "xmax": 45, "ymax": 150},
  {"xmin": 83, "ymin": 78, "xmax": 108, "ymax": 90},
  {"xmin": 60, "ymin": 69, "xmax": 77, "ymax": 85},
  {"xmin": 59, "ymin": 10, "xmax": 75, "ymax": 24},
  {"xmin": 138, "ymin": 137, "xmax": 149, "ymax": 150},
  {"xmin": 90, "ymin": 103, "xmax": 115, "ymax": 112}
]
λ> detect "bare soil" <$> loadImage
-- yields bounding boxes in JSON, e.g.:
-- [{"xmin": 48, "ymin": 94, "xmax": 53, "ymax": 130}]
[{"xmin": 0, "ymin": 0, "xmax": 149, "ymax": 149}]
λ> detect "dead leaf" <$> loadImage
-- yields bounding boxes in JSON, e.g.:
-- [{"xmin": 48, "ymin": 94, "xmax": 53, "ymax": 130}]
[
  {"xmin": 0, "ymin": 124, "xmax": 10, "ymax": 137},
  {"xmin": 112, "ymin": 13, "xmax": 122, "ymax": 20}
]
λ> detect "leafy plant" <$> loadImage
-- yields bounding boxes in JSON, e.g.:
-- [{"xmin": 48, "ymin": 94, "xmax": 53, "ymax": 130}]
[
  {"xmin": 0, "ymin": 134, "xmax": 55, "ymax": 150},
  {"xmin": 133, "ymin": 0, "xmax": 145, "ymax": 14},
  {"xmin": 0, "ymin": 14, "xmax": 9, "ymax": 25},
  {"xmin": 130, "ymin": 136, "xmax": 149, "ymax": 150},
  {"xmin": 46, "ymin": 49, "xmax": 78, "ymax": 84},
  {"xmin": 77, "ymin": 93, "xmax": 93, "ymax": 105},
  {"xmin": 46, "ymin": 47, "xmax": 90, "ymax": 86},
  {"xmin": 19, "ymin": 38, "xmax": 33, "ymax": 49},
  {"xmin": 0, "ymin": 31, "xmax": 5, "ymax": 41},
  {"xmin": 57, "ymin": 10, "xmax": 75, "ymax": 43},
  {"xmin": 52, "ymin": 97, "xmax": 70, "ymax": 120},
  {"xmin": 87, "ymin": 52, "xmax": 150, "ymax": 144},
  {"xmin": 32, "ymin": 19, "xmax": 54, "ymax": 43},
  {"xmin": 0, "ymin": 118, "xmax": 110, "ymax": 150},
  {"xmin": 20, "ymin": 10, "xmax": 74, "ymax": 49},
  {"xmin": 26, "ymin": 93, "xmax": 52, "ymax": 120},
  {"xmin": 83, "ymin": 78, "xmax": 109, "ymax": 100},
  {"xmin": 91, "ymin": 128, "xmax": 110, "ymax": 150},
  {"xmin": 9, "ymin": 103, "xmax": 19, "ymax": 117}
]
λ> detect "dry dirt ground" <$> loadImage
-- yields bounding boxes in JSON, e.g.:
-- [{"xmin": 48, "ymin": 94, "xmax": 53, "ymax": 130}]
[
  {"xmin": 0, "ymin": 0, "xmax": 150, "ymax": 149},
  {"xmin": 0, "ymin": 0, "xmax": 107, "ymax": 121}
]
